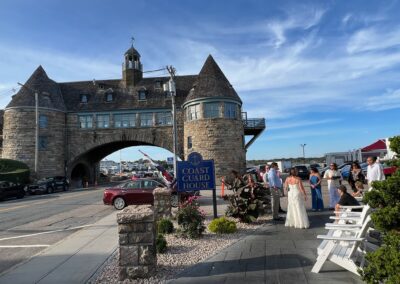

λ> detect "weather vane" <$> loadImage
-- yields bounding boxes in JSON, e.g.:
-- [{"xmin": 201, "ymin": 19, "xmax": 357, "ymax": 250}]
[{"xmin": 131, "ymin": 37, "xmax": 135, "ymax": 47}]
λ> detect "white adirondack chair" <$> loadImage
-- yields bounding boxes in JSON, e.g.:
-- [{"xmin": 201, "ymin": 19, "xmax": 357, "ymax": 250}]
[
  {"xmin": 317, "ymin": 205, "xmax": 371, "ymax": 255},
  {"xmin": 312, "ymin": 215, "xmax": 372, "ymax": 275}
]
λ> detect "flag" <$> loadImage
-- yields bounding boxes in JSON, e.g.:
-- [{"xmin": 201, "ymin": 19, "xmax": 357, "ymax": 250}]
[{"xmin": 138, "ymin": 150, "xmax": 174, "ymax": 184}]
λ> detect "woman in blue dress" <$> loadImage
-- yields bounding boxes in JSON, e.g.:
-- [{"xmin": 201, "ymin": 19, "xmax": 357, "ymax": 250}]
[{"xmin": 309, "ymin": 168, "xmax": 324, "ymax": 211}]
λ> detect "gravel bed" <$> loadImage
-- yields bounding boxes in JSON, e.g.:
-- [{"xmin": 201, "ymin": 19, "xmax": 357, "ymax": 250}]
[{"xmin": 90, "ymin": 215, "xmax": 272, "ymax": 284}]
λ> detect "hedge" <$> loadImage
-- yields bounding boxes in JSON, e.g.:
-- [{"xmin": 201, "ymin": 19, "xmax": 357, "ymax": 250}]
[{"xmin": 0, "ymin": 159, "xmax": 30, "ymax": 184}]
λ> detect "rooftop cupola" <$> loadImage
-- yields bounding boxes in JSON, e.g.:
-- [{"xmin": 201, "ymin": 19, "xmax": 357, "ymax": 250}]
[{"xmin": 122, "ymin": 43, "xmax": 143, "ymax": 87}]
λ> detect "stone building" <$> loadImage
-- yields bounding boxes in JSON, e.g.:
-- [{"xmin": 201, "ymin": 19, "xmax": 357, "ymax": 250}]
[{"xmin": 1, "ymin": 45, "xmax": 265, "ymax": 184}]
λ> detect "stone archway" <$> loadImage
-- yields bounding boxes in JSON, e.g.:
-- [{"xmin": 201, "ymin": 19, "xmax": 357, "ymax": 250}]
[
  {"xmin": 67, "ymin": 140, "xmax": 178, "ymax": 185},
  {"xmin": 70, "ymin": 163, "xmax": 90, "ymax": 188}
]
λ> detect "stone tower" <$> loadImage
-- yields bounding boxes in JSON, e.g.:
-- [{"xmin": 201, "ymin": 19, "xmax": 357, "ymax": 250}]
[
  {"xmin": 2, "ymin": 66, "xmax": 66, "ymax": 178},
  {"xmin": 122, "ymin": 45, "xmax": 143, "ymax": 87},
  {"xmin": 183, "ymin": 55, "xmax": 246, "ymax": 180}
]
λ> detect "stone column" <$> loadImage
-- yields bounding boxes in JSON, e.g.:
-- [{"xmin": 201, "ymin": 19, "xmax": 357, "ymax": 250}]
[
  {"xmin": 117, "ymin": 205, "xmax": 156, "ymax": 280},
  {"xmin": 153, "ymin": 187, "xmax": 171, "ymax": 221}
]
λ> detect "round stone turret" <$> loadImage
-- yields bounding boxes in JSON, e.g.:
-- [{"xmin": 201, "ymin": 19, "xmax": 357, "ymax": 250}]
[
  {"xmin": 2, "ymin": 66, "xmax": 66, "ymax": 178},
  {"xmin": 183, "ymin": 55, "xmax": 246, "ymax": 181}
]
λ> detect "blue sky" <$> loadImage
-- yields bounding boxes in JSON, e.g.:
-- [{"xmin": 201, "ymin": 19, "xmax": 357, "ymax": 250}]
[{"xmin": 1, "ymin": 0, "xmax": 399, "ymax": 162}]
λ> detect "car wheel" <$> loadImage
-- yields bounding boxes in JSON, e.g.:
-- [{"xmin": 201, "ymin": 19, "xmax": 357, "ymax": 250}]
[
  {"xmin": 171, "ymin": 194, "xmax": 179, "ymax": 207},
  {"xmin": 113, "ymin": 197, "xmax": 126, "ymax": 210},
  {"xmin": 47, "ymin": 186, "xmax": 54, "ymax": 194}
]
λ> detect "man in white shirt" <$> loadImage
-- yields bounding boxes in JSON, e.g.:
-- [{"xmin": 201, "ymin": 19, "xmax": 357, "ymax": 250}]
[{"xmin": 366, "ymin": 156, "xmax": 385, "ymax": 188}]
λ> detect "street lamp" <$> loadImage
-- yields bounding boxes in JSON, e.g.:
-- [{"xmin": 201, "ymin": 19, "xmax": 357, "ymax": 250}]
[
  {"xmin": 300, "ymin": 144, "xmax": 306, "ymax": 163},
  {"xmin": 18, "ymin": 82, "xmax": 39, "ymax": 175}
]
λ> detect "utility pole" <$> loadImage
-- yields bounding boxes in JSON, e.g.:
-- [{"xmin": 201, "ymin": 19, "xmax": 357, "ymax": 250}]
[
  {"xmin": 166, "ymin": 65, "xmax": 178, "ymax": 178},
  {"xmin": 18, "ymin": 82, "xmax": 39, "ymax": 175},
  {"xmin": 300, "ymin": 144, "xmax": 307, "ymax": 163}
]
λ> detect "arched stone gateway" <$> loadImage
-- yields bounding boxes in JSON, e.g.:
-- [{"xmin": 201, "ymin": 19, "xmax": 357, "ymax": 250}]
[{"xmin": 1, "ymin": 44, "xmax": 265, "ymax": 183}]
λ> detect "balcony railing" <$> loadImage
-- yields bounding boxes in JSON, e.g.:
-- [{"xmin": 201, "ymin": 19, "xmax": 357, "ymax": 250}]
[{"xmin": 243, "ymin": 117, "xmax": 266, "ymax": 130}]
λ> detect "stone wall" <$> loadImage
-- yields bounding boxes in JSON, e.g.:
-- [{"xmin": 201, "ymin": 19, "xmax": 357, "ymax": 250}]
[
  {"xmin": 153, "ymin": 187, "xmax": 171, "ymax": 221},
  {"xmin": 117, "ymin": 205, "xmax": 156, "ymax": 280},
  {"xmin": 184, "ymin": 117, "xmax": 246, "ymax": 181},
  {"xmin": 2, "ymin": 108, "xmax": 66, "ymax": 178}
]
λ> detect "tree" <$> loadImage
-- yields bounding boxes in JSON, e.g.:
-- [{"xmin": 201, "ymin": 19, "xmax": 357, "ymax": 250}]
[{"xmin": 362, "ymin": 136, "xmax": 400, "ymax": 283}]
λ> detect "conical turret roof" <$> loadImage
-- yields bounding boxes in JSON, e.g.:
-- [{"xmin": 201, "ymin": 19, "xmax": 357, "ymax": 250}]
[
  {"xmin": 124, "ymin": 45, "xmax": 141, "ymax": 57},
  {"xmin": 185, "ymin": 55, "xmax": 241, "ymax": 104},
  {"xmin": 6, "ymin": 65, "xmax": 66, "ymax": 111}
]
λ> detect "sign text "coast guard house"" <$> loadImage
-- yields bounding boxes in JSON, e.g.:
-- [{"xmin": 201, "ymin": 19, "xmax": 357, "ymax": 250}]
[{"xmin": 177, "ymin": 152, "xmax": 215, "ymax": 192}]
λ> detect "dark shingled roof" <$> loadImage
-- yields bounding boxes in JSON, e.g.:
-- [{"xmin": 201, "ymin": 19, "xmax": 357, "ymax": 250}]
[
  {"xmin": 125, "ymin": 45, "xmax": 140, "ymax": 57},
  {"xmin": 7, "ymin": 66, "xmax": 66, "ymax": 111},
  {"xmin": 185, "ymin": 55, "xmax": 241, "ymax": 104},
  {"xmin": 6, "ymin": 54, "xmax": 241, "ymax": 112},
  {"xmin": 59, "ymin": 75, "xmax": 197, "ymax": 112}
]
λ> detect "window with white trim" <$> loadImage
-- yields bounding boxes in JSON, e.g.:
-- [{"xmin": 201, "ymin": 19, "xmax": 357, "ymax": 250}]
[
  {"xmin": 224, "ymin": 102, "xmax": 237, "ymax": 119},
  {"xmin": 187, "ymin": 104, "xmax": 200, "ymax": 121},
  {"xmin": 140, "ymin": 113, "xmax": 153, "ymax": 127},
  {"xmin": 79, "ymin": 115, "xmax": 93, "ymax": 129},
  {"xmin": 114, "ymin": 113, "xmax": 136, "ymax": 128},
  {"xmin": 97, "ymin": 114, "xmax": 110, "ymax": 128},
  {"xmin": 204, "ymin": 102, "xmax": 220, "ymax": 118}
]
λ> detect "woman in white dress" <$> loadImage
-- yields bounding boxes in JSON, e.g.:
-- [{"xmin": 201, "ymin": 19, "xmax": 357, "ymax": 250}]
[
  {"xmin": 323, "ymin": 163, "xmax": 342, "ymax": 210},
  {"xmin": 284, "ymin": 168, "xmax": 310, "ymax": 229}
]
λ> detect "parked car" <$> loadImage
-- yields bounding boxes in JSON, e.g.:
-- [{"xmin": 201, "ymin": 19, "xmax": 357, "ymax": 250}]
[
  {"xmin": 340, "ymin": 164, "xmax": 352, "ymax": 179},
  {"xmin": 0, "ymin": 181, "xmax": 25, "ymax": 200},
  {"xmin": 103, "ymin": 178, "xmax": 193, "ymax": 210},
  {"xmin": 293, "ymin": 165, "xmax": 310, "ymax": 180},
  {"xmin": 27, "ymin": 176, "xmax": 69, "ymax": 194}
]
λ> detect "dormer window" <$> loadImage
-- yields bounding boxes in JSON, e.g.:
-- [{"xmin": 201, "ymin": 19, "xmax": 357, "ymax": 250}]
[
  {"xmin": 106, "ymin": 93, "xmax": 113, "ymax": 102},
  {"xmin": 138, "ymin": 89, "xmax": 146, "ymax": 100},
  {"xmin": 80, "ymin": 94, "xmax": 88, "ymax": 103},
  {"xmin": 155, "ymin": 81, "xmax": 162, "ymax": 90},
  {"xmin": 98, "ymin": 83, "xmax": 105, "ymax": 89}
]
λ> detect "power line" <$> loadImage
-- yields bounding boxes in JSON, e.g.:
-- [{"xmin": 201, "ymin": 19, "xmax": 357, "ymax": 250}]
[{"xmin": 142, "ymin": 67, "xmax": 167, "ymax": 74}]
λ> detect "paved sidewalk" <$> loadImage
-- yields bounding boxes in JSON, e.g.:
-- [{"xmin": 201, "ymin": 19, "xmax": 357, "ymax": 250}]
[
  {"xmin": 0, "ymin": 211, "xmax": 118, "ymax": 284},
  {"xmin": 170, "ymin": 211, "xmax": 364, "ymax": 284}
]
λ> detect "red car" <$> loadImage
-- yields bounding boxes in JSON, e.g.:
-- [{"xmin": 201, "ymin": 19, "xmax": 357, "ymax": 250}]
[
  {"xmin": 103, "ymin": 178, "xmax": 192, "ymax": 210},
  {"xmin": 383, "ymin": 163, "xmax": 397, "ymax": 177}
]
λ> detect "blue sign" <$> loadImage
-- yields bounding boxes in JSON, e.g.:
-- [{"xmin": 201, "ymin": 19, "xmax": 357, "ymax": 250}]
[
  {"xmin": 166, "ymin": 157, "xmax": 174, "ymax": 165},
  {"xmin": 177, "ymin": 152, "xmax": 215, "ymax": 192}
]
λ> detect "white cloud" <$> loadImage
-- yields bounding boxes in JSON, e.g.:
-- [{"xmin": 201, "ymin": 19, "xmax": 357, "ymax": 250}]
[
  {"xmin": 347, "ymin": 27, "xmax": 400, "ymax": 54},
  {"xmin": 364, "ymin": 88, "xmax": 400, "ymax": 111}
]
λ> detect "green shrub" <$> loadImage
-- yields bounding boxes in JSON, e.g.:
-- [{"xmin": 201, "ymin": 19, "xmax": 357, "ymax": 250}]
[
  {"xmin": 176, "ymin": 196, "xmax": 205, "ymax": 239},
  {"xmin": 156, "ymin": 233, "xmax": 167, "ymax": 253},
  {"xmin": 361, "ymin": 135, "xmax": 400, "ymax": 283},
  {"xmin": 361, "ymin": 232, "xmax": 400, "ymax": 284},
  {"xmin": 208, "ymin": 217, "xmax": 237, "ymax": 234},
  {"xmin": 158, "ymin": 218, "xmax": 174, "ymax": 234},
  {"xmin": 0, "ymin": 159, "xmax": 30, "ymax": 184},
  {"xmin": 224, "ymin": 174, "xmax": 270, "ymax": 223}
]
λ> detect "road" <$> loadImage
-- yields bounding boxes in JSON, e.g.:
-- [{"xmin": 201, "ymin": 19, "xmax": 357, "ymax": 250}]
[{"xmin": 0, "ymin": 186, "xmax": 114, "ymax": 275}]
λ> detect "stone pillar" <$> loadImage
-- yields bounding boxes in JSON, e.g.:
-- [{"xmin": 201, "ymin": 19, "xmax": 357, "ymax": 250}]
[
  {"xmin": 153, "ymin": 187, "xmax": 171, "ymax": 221},
  {"xmin": 117, "ymin": 205, "xmax": 156, "ymax": 280}
]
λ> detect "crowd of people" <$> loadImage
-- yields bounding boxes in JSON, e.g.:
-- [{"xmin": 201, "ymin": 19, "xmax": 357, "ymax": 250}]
[{"xmin": 255, "ymin": 156, "xmax": 386, "ymax": 229}]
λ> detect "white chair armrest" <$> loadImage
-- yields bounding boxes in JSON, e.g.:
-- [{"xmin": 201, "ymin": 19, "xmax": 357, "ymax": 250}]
[
  {"xmin": 329, "ymin": 216, "xmax": 361, "ymax": 220},
  {"xmin": 324, "ymin": 226, "xmax": 362, "ymax": 232},
  {"xmin": 334, "ymin": 211, "xmax": 361, "ymax": 215},
  {"xmin": 325, "ymin": 223, "xmax": 362, "ymax": 228},
  {"xmin": 339, "ymin": 205, "xmax": 364, "ymax": 209},
  {"xmin": 317, "ymin": 235, "xmax": 365, "ymax": 241}
]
